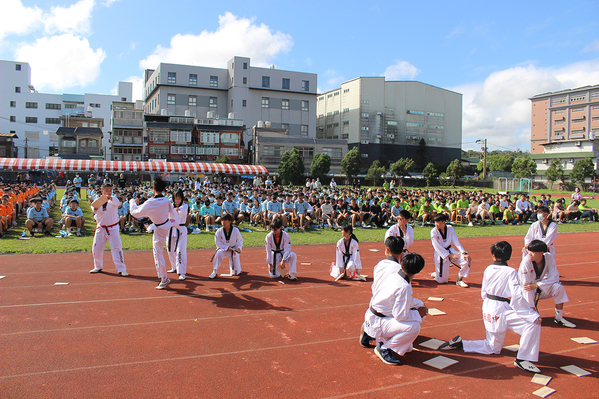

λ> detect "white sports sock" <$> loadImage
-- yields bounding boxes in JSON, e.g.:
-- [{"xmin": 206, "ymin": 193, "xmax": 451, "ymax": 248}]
[
  {"xmin": 555, "ymin": 309, "xmax": 563, "ymax": 320},
  {"xmin": 77, "ymin": 228, "xmax": 81, "ymax": 233}
]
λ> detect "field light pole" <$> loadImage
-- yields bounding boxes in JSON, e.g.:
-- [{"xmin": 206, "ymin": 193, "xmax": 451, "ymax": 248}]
[{"xmin": 476, "ymin": 138, "xmax": 487, "ymax": 180}]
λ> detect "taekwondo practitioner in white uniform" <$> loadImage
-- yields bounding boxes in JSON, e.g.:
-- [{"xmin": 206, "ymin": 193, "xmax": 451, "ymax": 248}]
[
  {"xmin": 384, "ymin": 209, "xmax": 414, "ymax": 252},
  {"xmin": 362, "ymin": 237, "xmax": 428, "ymax": 366},
  {"xmin": 439, "ymin": 241, "xmax": 543, "ymax": 373},
  {"xmin": 519, "ymin": 240, "xmax": 576, "ymax": 328},
  {"xmin": 167, "ymin": 190, "xmax": 188, "ymax": 280},
  {"xmin": 89, "ymin": 183, "xmax": 128, "ymax": 276},
  {"xmin": 430, "ymin": 213, "xmax": 471, "ymax": 287},
  {"xmin": 523, "ymin": 206, "xmax": 557, "ymax": 259},
  {"xmin": 265, "ymin": 217, "xmax": 298, "ymax": 280},
  {"xmin": 210, "ymin": 213, "xmax": 243, "ymax": 278},
  {"xmin": 330, "ymin": 225, "xmax": 365, "ymax": 281},
  {"xmin": 129, "ymin": 177, "xmax": 176, "ymax": 290}
]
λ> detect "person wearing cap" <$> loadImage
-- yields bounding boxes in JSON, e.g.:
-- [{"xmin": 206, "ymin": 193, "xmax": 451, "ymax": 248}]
[
  {"xmin": 64, "ymin": 199, "xmax": 85, "ymax": 236},
  {"xmin": 26, "ymin": 197, "xmax": 53, "ymax": 236}
]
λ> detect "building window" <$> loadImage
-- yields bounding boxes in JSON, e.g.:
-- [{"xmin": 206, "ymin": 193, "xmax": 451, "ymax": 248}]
[
  {"xmin": 262, "ymin": 76, "xmax": 270, "ymax": 88},
  {"xmin": 167, "ymin": 94, "xmax": 176, "ymax": 105},
  {"xmin": 10, "ymin": 116, "xmax": 16, "ymax": 122},
  {"xmin": 188, "ymin": 95, "xmax": 197, "ymax": 106},
  {"xmin": 427, "ymin": 112, "xmax": 444, "ymax": 117},
  {"xmin": 243, "ymin": 62, "xmax": 248, "ymax": 69},
  {"xmin": 571, "ymin": 107, "xmax": 584, "ymax": 112},
  {"xmin": 209, "ymin": 97, "xmax": 217, "ymax": 108},
  {"xmin": 301, "ymin": 101, "xmax": 309, "ymax": 111},
  {"xmin": 170, "ymin": 130, "xmax": 192, "ymax": 142},
  {"xmin": 361, "ymin": 100, "xmax": 369, "ymax": 104},
  {"xmin": 407, "ymin": 110, "xmax": 424, "ymax": 115},
  {"xmin": 552, "ymin": 97, "xmax": 566, "ymax": 105},
  {"xmin": 295, "ymin": 146, "xmax": 313, "ymax": 157},
  {"xmin": 263, "ymin": 145, "xmax": 284, "ymax": 157},
  {"xmin": 45, "ymin": 118, "xmax": 61, "ymax": 124},
  {"xmin": 387, "ymin": 121, "xmax": 398, "ymax": 126},
  {"xmin": 572, "ymin": 129, "xmax": 585, "ymax": 135},
  {"xmin": 15, "ymin": 64, "xmax": 21, "ymax": 71},
  {"xmin": 282, "ymin": 78, "xmax": 290, "ymax": 90},
  {"xmin": 361, "ymin": 126, "xmax": 369, "ymax": 131},
  {"xmin": 343, "ymin": 108, "xmax": 349, "ymax": 113},
  {"xmin": 323, "ymin": 147, "xmax": 343, "ymax": 159},
  {"xmin": 341, "ymin": 134, "xmax": 349, "ymax": 139},
  {"xmin": 210, "ymin": 76, "xmax": 218, "ymax": 87},
  {"xmin": 15, "ymin": 87, "xmax": 21, "ymax": 93},
  {"xmin": 221, "ymin": 133, "xmax": 238, "ymax": 144},
  {"xmin": 243, "ymin": 77, "xmax": 247, "ymax": 84},
  {"xmin": 282, "ymin": 99, "xmax": 290, "ymax": 110},
  {"xmin": 300, "ymin": 125, "xmax": 308, "ymax": 136},
  {"xmin": 343, "ymin": 88, "xmax": 349, "ymax": 93},
  {"xmin": 26, "ymin": 102, "xmax": 37, "ymax": 109},
  {"xmin": 200, "ymin": 131, "xmax": 220, "ymax": 143},
  {"xmin": 301, "ymin": 80, "xmax": 309, "ymax": 92},
  {"xmin": 167, "ymin": 72, "xmax": 176, "ymax": 84},
  {"xmin": 90, "ymin": 103, "xmax": 101, "ymax": 108},
  {"xmin": 25, "ymin": 117, "xmax": 37, "ymax": 123},
  {"xmin": 572, "ymin": 117, "xmax": 585, "ymax": 123},
  {"xmin": 342, "ymin": 121, "xmax": 349, "ymax": 126},
  {"xmin": 62, "ymin": 140, "xmax": 77, "ymax": 148},
  {"xmin": 362, "ymin": 112, "xmax": 369, "ymax": 118},
  {"xmin": 189, "ymin": 74, "xmax": 197, "ymax": 85},
  {"xmin": 10, "ymin": 101, "xmax": 16, "ymax": 107},
  {"xmin": 555, "ymin": 110, "xmax": 564, "ymax": 114},
  {"xmin": 570, "ymin": 95, "xmax": 586, "ymax": 102},
  {"xmin": 46, "ymin": 103, "xmax": 61, "ymax": 110},
  {"xmin": 262, "ymin": 97, "xmax": 269, "ymax": 108},
  {"xmin": 281, "ymin": 123, "xmax": 289, "ymax": 130},
  {"xmin": 242, "ymin": 99, "xmax": 246, "ymax": 107}
]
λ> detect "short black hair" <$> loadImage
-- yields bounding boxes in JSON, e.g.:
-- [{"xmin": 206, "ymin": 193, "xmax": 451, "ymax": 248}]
[
  {"xmin": 101, "ymin": 183, "xmax": 112, "ymax": 190},
  {"xmin": 401, "ymin": 253, "xmax": 425, "ymax": 275},
  {"xmin": 537, "ymin": 205, "xmax": 550, "ymax": 214},
  {"xmin": 528, "ymin": 239, "xmax": 548, "ymax": 253},
  {"xmin": 384, "ymin": 236, "xmax": 405, "ymax": 255},
  {"xmin": 399, "ymin": 209, "xmax": 411, "ymax": 219},
  {"xmin": 434, "ymin": 213, "xmax": 448, "ymax": 222},
  {"xmin": 491, "ymin": 241, "xmax": 512, "ymax": 262},
  {"xmin": 271, "ymin": 217, "xmax": 283, "ymax": 230},
  {"xmin": 153, "ymin": 176, "xmax": 167, "ymax": 192},
  {"xmin": 222, "ymin": 213, "xmax": 233, "ymax": 222}
]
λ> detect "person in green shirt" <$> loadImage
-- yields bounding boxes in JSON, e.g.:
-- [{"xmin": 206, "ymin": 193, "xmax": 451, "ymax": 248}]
[
  {"xmin": 456, "ymin": 193, "xmax": 471, "ymax": 222},
  {"xmin": 383, "ymin": 179, "xmax": 390, "ymax": 191},
  {"xmin": 502, "ymin": 204, "xmax": 517, "ymax": 224},
  {"xmin": 418, "ymin": 198, "xmax": 435, "ymax": 227},
  {"xmin": 436, "ymin": 200, "xmax": 451, "ymax": 220},
  {"xmin": 489, "ymin": 200, "xmax": 502, "ymax": 221},
  {"xmin": 578, "ymin": 199, "xmax": 599, "ymax": 221}
]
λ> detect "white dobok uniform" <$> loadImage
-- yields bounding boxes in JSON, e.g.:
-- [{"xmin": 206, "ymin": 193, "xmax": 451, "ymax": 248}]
[
  {"xmin": 213, "ymin": 226, "xmax": 244, "ymax": 274},
  {"xmin": 430, "ymin": 224, "xmax": 470, "ymax": 283},
  {"xmin": 524, "ymin": 221, "xmax": 557, "ymax": 258},
  {"xmin": 167, "ymin": 203, "xmax": 188, "ymax": 275},
  {"xmin": 463, "ymin": 262, "xmax": 541, "ymax": 362},
  {"xmin": 92, "ymin": 195, "xmax": 127, "ymax": 273},
  {"xmin": 518, "ymin": 253, "xmax": 568, "ymax": 308},
  {"xmin": 364, "ymin": 257, "xmax": 425, "ymax": 356},
  {"xmin": 384, "ymin": 224, "xmax": 414, "ymax": 252},
  {"xmin": 265, "ymin": 231, "xmax": 297, "ymax": 277},
  {"xmin": 130, "ymin": 196, "xmax": 175, "ymax": 280},
  {"xmin": 330, "ymin": 237, "xmax": 361, "ymax": 279}
]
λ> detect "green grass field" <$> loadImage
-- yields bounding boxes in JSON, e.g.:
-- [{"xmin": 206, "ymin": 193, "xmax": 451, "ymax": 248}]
[{"xmin": 1, "ymin": 188, "xmax": 597, "ymax": 255}]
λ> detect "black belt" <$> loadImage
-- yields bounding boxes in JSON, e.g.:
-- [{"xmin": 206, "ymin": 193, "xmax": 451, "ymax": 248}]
[
  {"xmin": 487, "ymin": 294, "xmax": 510, "ymax": 303},
  {"xmin": 370, "ymin": 307, "xmax": 389, "ymax": 318},
  {"xmin": 439, "ymin": 245, "xmax": 451, "ymax": 278},
  {"xmin": 167, "ymin": 224, "xmax": 187, "ymax": 252},
  {"xmin": 155, "ymin": 219, "xmax": 168, "ymax": 227}
]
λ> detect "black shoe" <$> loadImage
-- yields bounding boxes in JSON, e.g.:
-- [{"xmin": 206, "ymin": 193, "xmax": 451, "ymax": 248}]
[
  {"xmin": 360, "ymin": 322, "xmax": 375, "ymax": 348},
  {"xmin": 438, "ymin": 335, "xmax": 463, "ymax": 350},
  {"xmin": 44, "ymin": 230, "xmax": 51, "ymax": 236},
  {"xmin": 374, "ymin": 343, "xmax": 401, "ymax": 365}
]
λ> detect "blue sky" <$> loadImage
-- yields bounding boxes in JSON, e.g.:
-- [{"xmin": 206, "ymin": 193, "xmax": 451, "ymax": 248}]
[{"xmin": 2, "ymin": 0, "xmax": 599, "ymax": 151}]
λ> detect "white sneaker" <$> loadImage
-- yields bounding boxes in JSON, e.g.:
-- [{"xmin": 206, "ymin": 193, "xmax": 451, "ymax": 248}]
[
  {"xmin": 456, "ymin": 279, "xmax": 468, "ymax": 288},
  {"xmin": 119, "ymin": 271, "xmax": 129, "ymax": 277},
  {"xmin": 179, "ymin": 274, "xmax": 186, "ymax": 280},
  {"xmin": 167, "ymin": 268, "xmax": 177, "ymax": 273},
  {"xmin": 67, "ymin": 230, "xmax": 73, "ymax": 236},
  {"xmin": 76, "ymin": 231, "xmax": 82, "ymax": 236},
  {"xmin": 288, "ymin": 274, "xmax": 298, "ymax": 281},
  {"xmin": 514, "ymin": 359, "xmax": 540, "ymax": 373},
  {"xmin": 554, "ymin": 317, "xmax": 576, "ymax": 328},
  {"xmin": 156, "ymin": 278, "xmax": 171, "ymax": 290},
  {"xmin": 89, "ymin": 268, "xmax": 103, "ymax": 274},
  {"xmin": 430, "ymin": 272, "xmax": 436, "ymax": 279},
  {"xmin": 209, "ymin": 271, "xmax": 217, "ymax": 279},
  {"xmin": 468, "ymin": 222, "xmax": 474, "ymax": 227}
]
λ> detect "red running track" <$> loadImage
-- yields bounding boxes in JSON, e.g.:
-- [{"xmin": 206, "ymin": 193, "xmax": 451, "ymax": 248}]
[{"xmin": 1, "ymin": 232, "xmax": 598, "ymax": 398}]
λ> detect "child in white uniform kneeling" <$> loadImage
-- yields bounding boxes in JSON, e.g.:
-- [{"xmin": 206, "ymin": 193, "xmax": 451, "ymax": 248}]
[
  {"xmin": 210, "ymin": 213, "xmax": 243, "ymax": 278},
  {"xmin": 265, "ymin": 217, "xmax": 297, "ymax": 280},
  {"xmin": 330, "ymin": 225, "xmax": 365, "ymax": 281}
]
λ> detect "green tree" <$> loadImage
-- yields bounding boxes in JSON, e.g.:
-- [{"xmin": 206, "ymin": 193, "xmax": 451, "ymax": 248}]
[
  {"xmin": 511, "ymin": 155, "xmax": 537, "ymax": 178},
  {"xmin": 214, "ymin": 155, "xmax": 230, "ymax": 164},
  {"xmin": 570, "ymin": 158, "xmax": 596, "ymax": 185},
  {"xmin": 310, "ymin": 152, "xmax": 331, "ymax": 182},
  {"xmin": 341, "ymin": 147, "xmax": 361, "ymax": 181},
  {"xmin": 366, "ymin": 160, "xmax": 386, "ymax": 186},
  {"xmin": 446, "ymin": 159, "xmax": 465, "ymax": 185},
  {"xmin": 545, "ymin": 159, "xmax": 565, "ymax": 186},
  {"xmin": 415, "ymin": 138, "xmax": 429, "ymax": 172},
  {"xmin": 278, "ymin": 148, "xmax": 305, "ymax": 185},
  {"xmin": 390, "ymin": 157, "xmax": 414, "ymax": 178},
  {"xmin": 422, "ymin": 162, "xmax": 439, "ymax": 186}
]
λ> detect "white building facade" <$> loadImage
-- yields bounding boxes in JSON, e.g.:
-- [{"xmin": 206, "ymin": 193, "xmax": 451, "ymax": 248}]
[
  {"xmin": 0, "ymin": 60, "xmax": 133, "ymax": 159},
  {"xmin": 143, "ymin": 57, "xmax": 317, "ymax": 147}
]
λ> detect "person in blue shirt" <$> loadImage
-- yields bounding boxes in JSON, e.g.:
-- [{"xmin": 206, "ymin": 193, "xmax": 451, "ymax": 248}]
[
  {"xmin": 213, "ymin": 196, "xmax": 224, "ymax": 227},
  {"xmin": 64, "ymin": 199, "xmax": 85, "ymax": 236},
  {"xmin": 223, "ymin": 191, "xmax": 244, "ymax": 225},
  {"xmin": 267, "ymin": 193, "xmax": 285, "ymax": 225},
  {"xmin": 26, "ymin": 197, "xmax": 54, "ymax": 236},
  {"xmin": 250, "ymin": 199, "xmax": 263, "ymax": 226},
  {"xmin": 73, "ymin": 174, "xmax": 83, "ymax": 196},
  {"xmin": 294, "ymin": 192, "xmax": 311, "ymax": 231},
  {"xmin": 239, "ymin": 196, "xmax": 251, "ymax": 224},
  {"xmin": 200, "ymin": 199, "xmax": 217, "ymax": 231}
]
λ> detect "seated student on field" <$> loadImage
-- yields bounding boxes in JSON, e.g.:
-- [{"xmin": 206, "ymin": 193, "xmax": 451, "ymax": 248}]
[
  {"xmin": 566, "ymin": 200, "xmax": 582, "ymax": 221},
  {"xmin": 578, "ymin": 199, "xmax": 598, "ymax": 222},
  {"xmin": 417, "ymin": 198, "xmax": 435, "ymax": 227},
  {"xmin": 477, "ymin": 199, "xmax": 495, "ymax": 224},
  {"xmin": 490, "ymin": 200, "xmax": 503, "ymax": 222},
  {"xmin": 26, "ymin": 197, "xmax": 53, "ymax": 236},
  {"xmin": 502, "ymin": 204, "xmax": 517, "ymax": 224},
  {"xmin": 64, "ymin": 199, "xmax": 85, "ymax": 236}
]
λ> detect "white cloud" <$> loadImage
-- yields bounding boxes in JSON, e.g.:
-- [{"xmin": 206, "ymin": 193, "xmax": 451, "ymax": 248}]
[
  {"xmin": 453, "ymin": 60, "xmax": 599, "ymax": 151},
  {"xmin": 382, "ymin": 60, "xmax": 420, "ymax": 81},
  {"xmin": 15, "ymin": 33, "xmax": 106, "ymax": 91},
  {"xmin": 102, "ymin": 0, "xmax": 120, "ymax": 6},
  {"xmin": 317, "ymin": 69, "xmax": 346, "ymax": 93},
  {"xmin": 139, "ymin": 12, "xmax": 293, "ymax": 70},
  {"xmin": 43, "ymin": 0, "xmax": 95, "ymax": 36},
  {"xmin": 112, "ymin": 75, "xmax": 144, "ymax": 102},
  {"xmin": 582, "ymin": 40, "xmax": 599, "ymax": 53},
  {"xmin": 0, "ymin": 0, "xmax": 43, "ymax": 42}
]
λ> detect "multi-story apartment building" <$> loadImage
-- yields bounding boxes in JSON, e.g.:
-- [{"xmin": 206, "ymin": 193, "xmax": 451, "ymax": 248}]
[
  {"xmin": 56, "ymin": 115, "xmax": 104, "ymax": 158},
  {"xmin": 0, "ymin": 60, "xmax": 133, "ymax": 159},
  {"xmin": 110, "ymin": 101, "xmax": 145, "ymax": 161},
  {"xmin": 316, "ymin": 77, "xmax": 462, "ymax": 168},
  {"xmin": 529, "ymin": 84, "xmax": 599, "ymax": 180},
  {"xmin": 0, "ymin": 133, "xmax": 18, "ymax": 158},
  {"xmin": 145, "ymin": 113, "xmax": 245, "ymax": 163},
  {"xmin": 142, "ymin": 56, "xmax": 317, "ymax": 148}
]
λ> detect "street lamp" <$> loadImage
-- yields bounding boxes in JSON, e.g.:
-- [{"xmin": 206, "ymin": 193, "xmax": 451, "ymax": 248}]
[{"xmin": 476, "ymin": 139, "xmax": 487, "ymax": 180}]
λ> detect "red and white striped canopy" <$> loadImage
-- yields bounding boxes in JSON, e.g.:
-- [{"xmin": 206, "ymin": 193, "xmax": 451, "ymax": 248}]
[{"xmin": 0, "ymin": 158, "xmax": 268, "ymax": 175}]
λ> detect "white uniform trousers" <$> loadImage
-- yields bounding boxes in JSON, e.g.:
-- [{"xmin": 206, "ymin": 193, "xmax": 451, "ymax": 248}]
[
  {"xmin": 167, "ymin": 227, "xmax": 187, "ymax": 275},
  {"xmin": 524, "ymin": 283, "xmax": 569, "ymax": 307},
  {"xmin": 364, "ymin": 309, "xmax": 422, "ymax": 356},
  {"xmin": 269, "ymin": 252, "xmax": 297, "ymax": 278},
  {"xmin": 152, "ymin": 226, "xmax": 170, "ymax": 280},
  {"xmin": 330, "ymin": 260, "xmax": 358, "ymax": 279},
  {"xmin": 92, "ymin": 224, "xmax": 126, "ymax": 272},
  {"xmin": 434, "ymin": 249, "xmax": 470, "ymax": 283},
  {"xmin": 213, "ymin": 249, "xmax": 242, "ymax": 274},
  {"xmin": 463, "ymin": 309, "xmax": 541, "ymax": 362}
]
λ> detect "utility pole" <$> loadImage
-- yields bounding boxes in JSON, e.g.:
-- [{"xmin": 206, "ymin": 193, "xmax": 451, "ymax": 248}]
[
  {"xmin": 25, "ymin": 137, "xmax": 28, "ymax": 158},
  {"xmin": 476, "ymin": 138, "xmax": 487, "ymax": 179}
]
